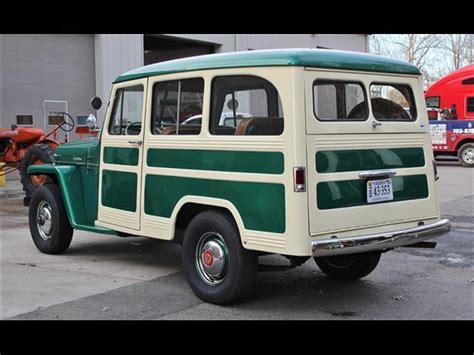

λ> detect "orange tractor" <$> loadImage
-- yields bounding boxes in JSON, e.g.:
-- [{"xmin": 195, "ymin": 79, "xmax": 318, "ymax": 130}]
[{"xmin": 0, "ymin": 112, "xmax": 74, "ymax": 196}]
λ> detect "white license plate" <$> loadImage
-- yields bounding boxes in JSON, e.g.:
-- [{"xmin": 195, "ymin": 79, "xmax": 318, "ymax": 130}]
[{"xmin": 367, "ymin": 178, "xmax": 394, "ymax": 203}]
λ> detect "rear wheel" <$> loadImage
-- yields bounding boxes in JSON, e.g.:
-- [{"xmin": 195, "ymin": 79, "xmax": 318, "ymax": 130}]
[
  {"xmin": 458, "ymin": 143, "xmax": 474, "ymax": 167},
  {"xmin": 182, "ymin": 210, "xmax": 258, "ymax": 304},
  {"xmin": 28, "ymin": 184, "xmax": 73, "ymax": 254},
  {"xmin": 20, "ymin": 143, "xmax": 54, "ymax": 196},
  {"xmin": 314, "ymin": 252, "xmax": 381, "ymax": 280}
]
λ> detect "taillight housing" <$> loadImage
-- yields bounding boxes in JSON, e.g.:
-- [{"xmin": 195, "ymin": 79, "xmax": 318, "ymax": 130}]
[{"xmin": 293, "ymin": 166, "xmax": 306, "ymax": 192}]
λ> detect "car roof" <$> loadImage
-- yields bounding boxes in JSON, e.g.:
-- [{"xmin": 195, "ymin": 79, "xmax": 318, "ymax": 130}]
[{"xmin": 115, "ymin": 48, "xmax": 420, "ymax": 83}]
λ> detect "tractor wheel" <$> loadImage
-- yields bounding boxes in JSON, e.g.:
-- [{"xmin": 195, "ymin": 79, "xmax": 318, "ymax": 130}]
[{"xmin": 20, "ymin": 144, "xmax": 55, "ymax": 196}]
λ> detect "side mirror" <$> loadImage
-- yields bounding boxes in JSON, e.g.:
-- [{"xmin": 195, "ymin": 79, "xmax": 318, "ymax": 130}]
[
  {"xmin": 91, "ymin": 96, "xmax": 102, "ymax": 110},
  {"xmin": 86, "ymin": 114, "xmax": 97, "ymax": 130}
]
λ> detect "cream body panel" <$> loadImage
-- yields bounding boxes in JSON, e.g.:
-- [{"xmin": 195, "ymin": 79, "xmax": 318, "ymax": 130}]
[
  {"xmin": 138, "ymin": 67, "xmax": 311, "ymax": 255},
  {"xmin": 304, "ymin": 69, "xmax": 441, "ymax": 239}
]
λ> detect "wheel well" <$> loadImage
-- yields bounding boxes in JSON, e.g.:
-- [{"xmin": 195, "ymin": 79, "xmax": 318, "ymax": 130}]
[
  {"xmin": 173, "ymin": 203, "xmax": 236, "ymax": 244},
  {"xmin": 456, "ymin": 139, "xmax": 474, "ymax": 152}
]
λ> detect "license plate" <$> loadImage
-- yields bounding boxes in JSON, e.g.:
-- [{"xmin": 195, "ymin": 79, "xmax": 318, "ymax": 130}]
[{"xmin": 367, "ymin": 178, "xmax": 393, "ymax": 203}]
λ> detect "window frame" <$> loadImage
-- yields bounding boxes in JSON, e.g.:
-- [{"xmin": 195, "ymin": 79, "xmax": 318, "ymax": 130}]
[
  {"xmin": 312, "ymin": 79, "xmax": 369, "ymax": 122},
  {"xmin": 369, "ymin": 82, "xmax": 418, "ymax": 122},
  {"xmin": 107, "ymin": 84, "xmax": 145, "ymax": 136},
  {"xmin": 150, "ymin": 77, "xmax": 205, "ymax": 136},
  {"xmin": 209, "ymin": 74, "xmax": 285, "ymax": 136}
]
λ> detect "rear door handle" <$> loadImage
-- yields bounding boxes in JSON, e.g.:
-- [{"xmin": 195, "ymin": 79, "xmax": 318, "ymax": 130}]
[
  {"xmin": 359, "ymin": 169, "xmax": 396, "ymax": 179},
  {"xmin": 128, "ymin": 140, "xmax": 143, "ymax": 146}
]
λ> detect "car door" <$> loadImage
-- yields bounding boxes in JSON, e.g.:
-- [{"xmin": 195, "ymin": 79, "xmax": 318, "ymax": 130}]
[
  {"xmin": 97, "ymin": 78, "xmax": 147, "ymax": 232},
  {"xmin": 304, "ymin": 69, "xmax": 439, "ymax": 237}
]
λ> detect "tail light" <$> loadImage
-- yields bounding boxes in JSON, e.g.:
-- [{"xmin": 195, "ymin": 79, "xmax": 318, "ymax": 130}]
[
  {"xmin": 293, "ymin": 166, "xmax": 306, "ymax": 192},
  {"xmin": 428, "ymin": 110, "xmax": 438, "ymax": 120}
]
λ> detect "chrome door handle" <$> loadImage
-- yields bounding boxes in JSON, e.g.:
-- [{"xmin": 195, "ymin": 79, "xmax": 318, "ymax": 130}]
[
  {"xmin": 371, "ymin": 120, "xmax": 382, "ymax": 128},
  {"xmin": 359, "ymin": 169, "xmax": 397, "ymax": 179},
  {"xmin": 128, "ymin": 140, "xmax": 143, "ymax": 146}
]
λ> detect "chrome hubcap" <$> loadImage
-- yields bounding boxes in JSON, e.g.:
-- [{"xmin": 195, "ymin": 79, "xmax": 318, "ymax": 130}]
[
  {"xmin": 195, "ymin": 232, "xmax": 228, "ymax": 286},
  {"xmin": 36, "ymin": 201, "xmax": 53, "ymax": 241},
  {"xmin": 462, "ymin": 148, "xmax": 474, "ymax": 163}
]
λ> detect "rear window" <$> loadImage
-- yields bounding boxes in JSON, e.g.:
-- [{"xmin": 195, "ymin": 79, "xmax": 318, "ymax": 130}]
[
  {"xmin": 313, "ymin": 80, "xmax": 368, "ymax": 121},
  {"xmin": 369, "ymin": 83, "xmax": 417, "ymax": 121}
]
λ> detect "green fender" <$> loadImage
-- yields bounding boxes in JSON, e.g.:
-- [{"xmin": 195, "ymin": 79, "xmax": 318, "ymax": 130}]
[{"xmin": 28, "ymin": 164, "xmax": 114, "ymax": 234}]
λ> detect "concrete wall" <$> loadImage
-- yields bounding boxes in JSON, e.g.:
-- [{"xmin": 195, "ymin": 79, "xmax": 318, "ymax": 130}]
[
  {"xmin": 94, "ymin": 34, "xmax": 144, "ymax": 124},
  {"xmin": 1, "ymin": 34, "xmax": 96, "ymax": 137}
]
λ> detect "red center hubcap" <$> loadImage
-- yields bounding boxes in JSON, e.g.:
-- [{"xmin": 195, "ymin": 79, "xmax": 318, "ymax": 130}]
[{"xmin": 202, "ymin": 250, "xmax": 214, "ymax": 266}]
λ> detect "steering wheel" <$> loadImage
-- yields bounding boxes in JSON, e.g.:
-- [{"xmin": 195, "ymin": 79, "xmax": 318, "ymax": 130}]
[
  {"xmin": 347, "ymin": 98, "xmax": 411, "ymax": 120},
  {"xmin": 125, "ymin": 121, "xmax": 141, "ymax": 135},
  {"xmin": 52, "ymin": 112, "xmax": 75, "ymax": 132},
  {"xmin": 370, "ymin": 98, "xmax": 411, "ymax": 119}
]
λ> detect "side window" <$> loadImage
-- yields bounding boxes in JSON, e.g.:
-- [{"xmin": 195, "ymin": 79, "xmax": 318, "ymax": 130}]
[
  {"xmin": 425, "ymin": 96, "xmax": 440, "ymax": 109},
  {"xmin": 210, "ymin": 75, "xmax": 284, "ymax": 136},
  {"xmin": 108, "ymin": 85, "xmax": 144, "ymax": 135},
  {"xmin": 467, "ymin": 97, "xmax": 474, "ymax": 113},
  {"xmin": 151, "ymin": 78, "xmax": 204, "ymax": 135},
  {"xmin": 313, "ymin": 80, "xmax": 368, "ymax": 121},
  {"xmin": 369, "ymin": 83, "xmax": 417, "ymax": 121}
]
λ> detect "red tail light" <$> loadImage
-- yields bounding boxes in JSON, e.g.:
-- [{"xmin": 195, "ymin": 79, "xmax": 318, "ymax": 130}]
[
  {"xmin": 428, "ymin": 110, "xmax": 438, "ymax": 120},
  {"xmin": 293, "ymin": 167, "xmax": 306, "ymax": 192}
]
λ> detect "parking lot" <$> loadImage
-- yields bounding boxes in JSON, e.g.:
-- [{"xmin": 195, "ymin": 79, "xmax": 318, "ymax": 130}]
[{"xmin": 1, "ymin": 159, "xmax": 473, "ymax": 320}]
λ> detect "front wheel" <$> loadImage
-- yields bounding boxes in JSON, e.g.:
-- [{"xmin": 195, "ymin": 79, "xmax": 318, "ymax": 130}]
[
  {"xmin": 182, "ymin": 210, "xmax": 258, "ymax": 304},
  {"xmin": 20, "ymin": 143, "xmax": 54, "ymax": 196},
  {"xmin": 314, "ymin": 252, "xmax": 381, "ymax": 280},
  {"xmin": 28, "ymin": 184, "xmax": 73, "ymax": 254},
  {"xmin": 458, "ymin": 143, "xmax": 474, "ymax": 167}
]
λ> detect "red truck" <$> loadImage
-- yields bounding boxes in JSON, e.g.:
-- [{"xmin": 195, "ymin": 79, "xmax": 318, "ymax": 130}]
[{"xmin": 426, "ymin": 64, "xmax": 474, "ymax": 167}]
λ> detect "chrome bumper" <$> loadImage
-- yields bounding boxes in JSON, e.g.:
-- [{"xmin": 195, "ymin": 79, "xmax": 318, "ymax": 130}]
[{"xmin": 312, "ymin": 219, "xmax": 451, "ymax": 257}]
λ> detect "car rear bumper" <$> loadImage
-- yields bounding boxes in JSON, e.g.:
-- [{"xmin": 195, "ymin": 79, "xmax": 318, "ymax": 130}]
[{"xmin": 312, "ymin": 219, "xmax": 450, "ymax": 257}]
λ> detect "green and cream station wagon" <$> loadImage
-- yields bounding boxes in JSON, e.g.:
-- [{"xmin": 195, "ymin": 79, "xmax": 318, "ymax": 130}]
[{"xmin": 27, "ymin": 49, "xmax": 451, "ymax": 304}]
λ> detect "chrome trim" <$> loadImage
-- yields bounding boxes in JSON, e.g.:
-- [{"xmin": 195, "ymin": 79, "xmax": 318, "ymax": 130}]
[
  {"xmin": 312, "ymin": 219, "xmax": 450, "ymax": 257},
  {"xmin": 358, "ymin": 169, "xmax": 397, "ymax": 179}
]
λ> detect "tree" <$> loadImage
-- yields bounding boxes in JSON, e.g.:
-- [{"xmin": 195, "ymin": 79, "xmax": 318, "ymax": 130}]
[
  {"xmin": 369, "ymin": 34, "xmax": 443, "ymax": 89},
  {"xmin": 442, "ymin": 34, "xmax": 472, "ymax": 71}
]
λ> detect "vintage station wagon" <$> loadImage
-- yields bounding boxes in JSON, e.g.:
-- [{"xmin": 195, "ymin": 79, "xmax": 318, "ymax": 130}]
[{"xmin": 27, "ymin": 49, "xmax": 451, "ymax": 304}]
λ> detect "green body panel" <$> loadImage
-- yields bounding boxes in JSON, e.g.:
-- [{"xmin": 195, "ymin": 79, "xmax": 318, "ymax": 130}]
[
  {"xmin": 316, "ymin": 148, "xmax": 425, "ymax": 173},
  {"xmin": 147, "ymin": 149, "xmax": 284, "ymax": 174},
  {"xmin": 316, "ymin": 175, "xmax": 429, "ymax": 210},
  {"xmin": 115, "ymin": 49, "xmax": 420, "ymax": 83},
  {"xmin": 28, "ymin": 164, "xmax": 114, "ymax": 234},
  {"xmin": 101, "ymin": 170, "xmax": 137, "ymax": 212},
  {"xmin": 144, "ymin": 175, "xmax": 286, "ymax": 233},
  {"xmin": 103, "ymin": 147, "xmax": 139, "ymax": 166},
  {"xmin": 53, "ymin": 139, "xmax": 100, "ymax": 166}
]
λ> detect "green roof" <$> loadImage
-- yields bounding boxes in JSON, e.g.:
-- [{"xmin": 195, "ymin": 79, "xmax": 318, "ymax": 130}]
[{"xmin": 115, "ymin": 49, "xmax": 421, "ymax": 83}]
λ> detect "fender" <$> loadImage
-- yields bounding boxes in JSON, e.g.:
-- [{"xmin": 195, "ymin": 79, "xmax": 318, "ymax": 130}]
[
  {"xmin": 28, "ymin": 164, "xmax": 114, "ymax": 234},
  {"xmin": 38, "ymin": 138, "xmax": 60, "ymax": 150},
  {"xmin": 170, "ymin": 196, "xmax": 248, "ymax": 245}
]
